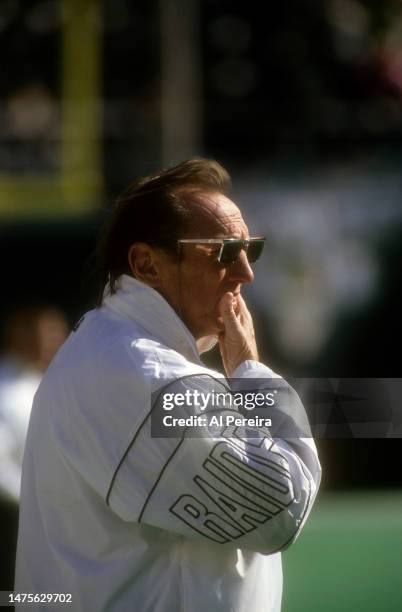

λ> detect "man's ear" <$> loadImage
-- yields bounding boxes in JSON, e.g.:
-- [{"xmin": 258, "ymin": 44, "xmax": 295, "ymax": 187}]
[{"xmin": 128, "ymin": 243, "xmax": 162, "ymax": 287}]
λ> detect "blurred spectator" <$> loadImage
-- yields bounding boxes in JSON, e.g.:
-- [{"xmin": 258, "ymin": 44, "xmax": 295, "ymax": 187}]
[
  {"xmin": 1, "ymin": 83, "xmax": 60, "ymax": 174},
  {"xmin": 0, "ymin": 306, "xmax": 68, "ymax": 502}
]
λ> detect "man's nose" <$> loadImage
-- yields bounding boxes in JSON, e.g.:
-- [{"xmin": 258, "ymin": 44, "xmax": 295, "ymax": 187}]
[{"xmin": 228, "ymin": 249, "xmax": 254, "ymax": 283}]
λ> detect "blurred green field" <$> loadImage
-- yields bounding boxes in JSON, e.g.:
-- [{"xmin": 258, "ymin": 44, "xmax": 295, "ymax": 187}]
[{"xmin": 282, "ymin": 491, "xmax": 402, "ymax": 612}]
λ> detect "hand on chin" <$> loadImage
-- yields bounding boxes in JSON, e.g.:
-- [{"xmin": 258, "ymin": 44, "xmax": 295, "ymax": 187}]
[{"xmin": 217, "ymin": 297, "xmax": 240, "ymax": 330}]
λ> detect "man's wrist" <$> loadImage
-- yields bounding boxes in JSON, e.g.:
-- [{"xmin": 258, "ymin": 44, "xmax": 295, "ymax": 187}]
[{"xmin": 231, "ymin": 360, "xmax": 278, "ymax": 378}]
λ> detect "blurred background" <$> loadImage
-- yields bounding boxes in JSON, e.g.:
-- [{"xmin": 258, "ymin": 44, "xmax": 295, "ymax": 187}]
[{"xmin": 0, "ymin": 0, "xmax": 401, "ymax": 609}]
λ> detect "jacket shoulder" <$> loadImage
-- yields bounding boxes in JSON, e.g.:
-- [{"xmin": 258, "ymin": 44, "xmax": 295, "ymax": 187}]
[{"xmin": 54, "ymin": 307, "xmax": 210, "ymax": 384}]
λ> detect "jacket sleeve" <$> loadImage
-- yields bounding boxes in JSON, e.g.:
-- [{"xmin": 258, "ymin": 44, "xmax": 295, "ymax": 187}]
[{"xmin": 106, "ymin": 360, "xmax": 321, "ymax": 554}]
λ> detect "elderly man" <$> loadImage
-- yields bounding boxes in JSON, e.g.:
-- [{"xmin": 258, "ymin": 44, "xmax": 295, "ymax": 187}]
[{"xmin": 15, "ymin": 159, "xmax": 320, "ymax": 611}]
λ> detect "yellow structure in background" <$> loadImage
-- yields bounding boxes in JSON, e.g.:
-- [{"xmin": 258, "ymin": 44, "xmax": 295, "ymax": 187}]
[{"xmin": 0, "ymin": 0, "xmax": 102, "ymax": 219}]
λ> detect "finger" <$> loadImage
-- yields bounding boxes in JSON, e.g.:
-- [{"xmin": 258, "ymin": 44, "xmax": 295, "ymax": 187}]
[
  {"xmin": 232, "ymin": 294, "xmax": 241, "ymax": 315},
  {"xmin": 236, "ymin": 293, "xmax": 249, "ymax": 312},
  {"xmin": 219, "ymin": 292, "xmax": 239, "ymax": 326},
  {"xmin": 219, "ymin": 292, "xmax": 234, "ymax": 313},
  {"xmin": 236, "ymin": 294, "xmax": 253, "ymax": 324}
]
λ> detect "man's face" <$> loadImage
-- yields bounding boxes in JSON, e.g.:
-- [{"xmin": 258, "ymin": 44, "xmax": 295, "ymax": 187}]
[{"xmin": 156, "ymin": 192, "xmax": 255, "ymax": 340}]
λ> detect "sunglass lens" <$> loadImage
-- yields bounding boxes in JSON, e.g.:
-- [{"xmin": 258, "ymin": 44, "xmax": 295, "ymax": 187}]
[
  {"xmin": 220, "ymin": 241, "xmax": 243, "ymax": 264},
  {"xmin": 247, "ymin": 239, "xmax": 265, "ymax": 263}
]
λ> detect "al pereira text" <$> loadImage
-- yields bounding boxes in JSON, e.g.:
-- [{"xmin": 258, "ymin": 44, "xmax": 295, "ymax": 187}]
[{"xmin": 163, "ymin": 414, "xmax": 272, "ymax": 428}]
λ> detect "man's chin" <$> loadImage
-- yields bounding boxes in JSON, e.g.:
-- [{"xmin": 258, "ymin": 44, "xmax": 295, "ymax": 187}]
[{"xmin": 196, "ymin": 335, "xmax": 219, "ymax": 354}]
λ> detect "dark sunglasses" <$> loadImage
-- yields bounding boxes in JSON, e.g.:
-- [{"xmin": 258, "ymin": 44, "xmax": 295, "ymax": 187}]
[{"xmin": 177, "ymin": 237, "xmax": 265, "ymax": 264}]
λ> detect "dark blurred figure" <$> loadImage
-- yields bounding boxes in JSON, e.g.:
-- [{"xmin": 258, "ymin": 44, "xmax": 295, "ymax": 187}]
[{"xmin": 0, "ymin": 306, "xmax": 68, "ymax": 590}]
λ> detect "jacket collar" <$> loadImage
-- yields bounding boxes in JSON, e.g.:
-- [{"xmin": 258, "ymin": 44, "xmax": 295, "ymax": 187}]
[{"xmin": 102, "ymin": 275, "xmax": 212, "ymax": 364}]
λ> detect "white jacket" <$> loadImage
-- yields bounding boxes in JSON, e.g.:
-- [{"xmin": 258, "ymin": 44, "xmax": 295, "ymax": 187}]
[{"xmin": 15, "ymin": 275, "xmax": 321, "ymax": 612}]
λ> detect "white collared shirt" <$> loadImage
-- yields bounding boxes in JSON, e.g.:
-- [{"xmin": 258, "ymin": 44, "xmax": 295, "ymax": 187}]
[{"xmin": 15, "ymin": 275, "xmax": 321, "ymax": 611}]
